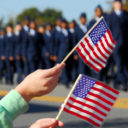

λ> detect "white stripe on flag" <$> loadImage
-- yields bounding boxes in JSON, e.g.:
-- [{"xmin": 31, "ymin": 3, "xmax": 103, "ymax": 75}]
[
  {"xmin": 90, "ymin": 89, "xmax": 115, "ymax": 103},
  {"xmin": 97, "ymin": 42, "xmax": 110, "ymax": 57},
  {"xmin": 94, "ymin": 84, "xmax": 118, "ymax": 98},
  {"xmin": 105, "ymin": 32, "xmax": 116, "ymax": 48},
  {"xmin": 65, "ymin": 105, "xmax": 102, "ymax": 125},
  {"xmin": 87, "ymin": 37, "xmax": 107, "ymax": 62},
  {"xmin": 87, "ymin": 94, "xmax": 112, "ymax": 108},
  {"xmin": 71, "ymin": 95, "xmax": 109, "ymax": 114},
  {"xmin": 68, "ymin": 99, "xmax": 106, "ymax": 119},
  {"xmin": 82, "ymin": 40, "xmax": 106, "ymax": 66},
  {"xmin": 101, "ymin": 37, "xmax": 113, "ymax": 53},
  {"xmin": 78, "ymin": 44, "xmax": 101, "ymax": 70}
]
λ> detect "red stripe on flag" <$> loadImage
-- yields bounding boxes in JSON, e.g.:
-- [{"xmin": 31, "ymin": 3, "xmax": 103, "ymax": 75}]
[
  {"xmin": 80, "ymin": 42, "xmax": 104, "ymax": 68},
  {"xmin": 69, "ymin": 97, "xmax": 107, "ymax": 116},
  {"xmin": 99, "ymin": 39, "xmax": 111, "ymax": 55},
  {"xmin": 84, "ymin": 38, "xmax": 93, "ymax": 51},
  {"xmin": 107, "ymin": 30, "xmax": 116, "ymax": 45},
  {"xmin": 85, "ymin": 38, "xmax": 106, "ymax": 64},
  {"xmin": 103, "ymin": 34, "xmax": 115, "ymax": 50},
  {"xmin": 76, "ymin": 46, "xmax": 100, "ymax": 72},
  {"xmin": 66, "ymin": 102, "xmax": 104, "ymax": 121},
  {"xmin": 95, "ymin": 43, "xmax": 108, "ymax": 60},
  {"xmin": 85, "ymin": 97, "xmax": 111, "ymax": 111},
  {"xmin": 88, "ymin": 92, "xmax": 114, "ymax": 106},
  {"xmin": 95, "ymin": 81, "xmax": 119, "ymax": 95},
  {"xmin": 92, "ymin": 87, "xmax": 117, "ymax": 100},
  {"xmin": 64, "ymin": 107, "xmax": 101, "ymax": 127}
]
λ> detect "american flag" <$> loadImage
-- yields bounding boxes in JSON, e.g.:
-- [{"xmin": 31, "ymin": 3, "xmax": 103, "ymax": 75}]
[
  {"xmin": 63, "ymin": 75, "xmax": 119, "ymax": 128},
  {"xmin": 76, "ymin": 18, "xmax": 116, "ymax": 72}
]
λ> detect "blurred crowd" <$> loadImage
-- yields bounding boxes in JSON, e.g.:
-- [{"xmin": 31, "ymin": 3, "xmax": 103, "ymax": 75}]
[{"xmin": 0, "ymin": 0, "xmax": 128, "ymax": 90}]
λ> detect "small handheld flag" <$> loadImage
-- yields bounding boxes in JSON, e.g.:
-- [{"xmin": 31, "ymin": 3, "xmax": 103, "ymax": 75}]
[
  {"xmin": 62, "ymin": 17, "xmax": 116, "ymax": 72},
  {"xmin": 56, "ymin": 75, "xmax": 119, "ymax": 128}
]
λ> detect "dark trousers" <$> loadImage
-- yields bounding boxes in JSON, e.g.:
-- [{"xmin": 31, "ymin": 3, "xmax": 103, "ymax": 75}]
[
  {"xmin": 5, "ymin": 59, "xmax": 14, "ymax": 83},
  {"xmin": 15, "ymin": 60, "xmax": 22, "ymax": 83}
]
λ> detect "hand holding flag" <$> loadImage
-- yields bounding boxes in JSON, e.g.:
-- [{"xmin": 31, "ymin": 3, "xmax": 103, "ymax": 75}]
[
  {"xmin": 56, "ymin": 75, "xmax": 119, "ymax": 128},
  {"xmin": 62, "ymin": 17, "xmax": 116, "ymax": 72}
]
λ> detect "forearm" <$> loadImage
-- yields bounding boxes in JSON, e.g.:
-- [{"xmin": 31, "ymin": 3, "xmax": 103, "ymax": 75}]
[{"xmin": 0, "ymin": 90, "xmax": 29, "ymax": 121}]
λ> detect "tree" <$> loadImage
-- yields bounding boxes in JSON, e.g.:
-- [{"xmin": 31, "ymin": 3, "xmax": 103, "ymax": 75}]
[
  {"xmin": 16, "ymin": 7, "xmax": 42, "ymax": 23},
  {"xmin": 124, "ymin": 0, "xmax": 128, "ymax": 11},
  {"xmin": 0, "ymin": 18, "xmax": 3, "ymax": 28},
  {"xmin": 42, "ymin": 8, "xmax": 63, "ymax": 25}
]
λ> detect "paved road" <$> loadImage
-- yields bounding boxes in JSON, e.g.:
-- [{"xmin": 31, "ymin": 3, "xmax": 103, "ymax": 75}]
[{"xmin": 0, "ymin": 83, "xmax": 128, "ymax": 128}]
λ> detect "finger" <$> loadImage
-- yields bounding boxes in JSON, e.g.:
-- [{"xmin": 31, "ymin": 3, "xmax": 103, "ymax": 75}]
[
  {"xmin": 57, "ymin": 121, "xmax": 64, "ymax": 127},
  {"xmin": 50, "ymin": 120, "xmax": 64, "ymax": 128},
  {"xmin": 44, "ymin": 63, "xmax": 65, "ymax": 77},
  {"xmin": 45, "ymin": 71, "xmax": 62, "ymax": 83}
]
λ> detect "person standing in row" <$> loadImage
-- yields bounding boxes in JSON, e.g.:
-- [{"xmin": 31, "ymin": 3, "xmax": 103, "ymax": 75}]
[
  {"xmin": 88, "ymin": 5, "xmax": 109, "ymax": 82},
  {"xmin": 69, "ymin": 20, "xmax": 78, "ymax": 82},
  {"xmin": 76, "ymin": 13, "xmax": 89, "ymax": 75},
  {"xmin": 59, "ymin": 19, "xmax": 70, "ymax": 87},
  {"xmin": 21, "ymin": 16, "xmax": 30, "ymax": 77},
  {"xmin": 43, "ymin": 22, "xmax": 54, "ymax": 69},
  {"xmin": 0, "ymin": 28, "xmax": 5, "ymax": 82},
  {"xmin": 28, "ymin": 19, "xmax": 38, "ymax": 73},
  {"xmin": 108, "ymin": 0, "xmax": 128, "ymax": 90},
  {"xmin": 14, "ymin": 22, "xmax": 23, "ymax": 83},
  {"xmin": 5, "ymin": 24, "xmax": 15, "ymax": 84},
  {"xmin": 37, "ymin": 24, "xmax": 45, "ymax": 69},
  {"xmin": 52, "ymin": 17, "xmax": 62, "ymax": 65}
]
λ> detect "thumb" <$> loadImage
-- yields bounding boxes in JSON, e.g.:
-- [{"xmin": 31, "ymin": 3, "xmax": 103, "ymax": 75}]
[{"xmin": 43, "ymin": 63, "xmax": 65, "ymax": 77}]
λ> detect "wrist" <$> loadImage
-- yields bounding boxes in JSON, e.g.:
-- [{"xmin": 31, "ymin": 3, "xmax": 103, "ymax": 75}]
[{"xmin": 15, "ymin": 85, "xmax": 32, "ymax": 103}]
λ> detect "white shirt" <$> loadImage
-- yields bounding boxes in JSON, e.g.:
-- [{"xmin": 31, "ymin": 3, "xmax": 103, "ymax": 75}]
[
  {"xmin": 69, "ymin": 28, "xmax": 75, "ymax": 33},
  {"xmin": 62, "ymin": 28, "xmax": 68, "ymax": 37},
  {"xmin": 24, "ymin": 25, "xmax": 29, "ymax": 32},
  {"xmin": 29, "ymin": 29, "xmax": 36, "ymax": 36},
  {"xmin": 80, "ymin": 24, "xmax": 87, "ymax": 33},
  {"xmin": 46, "ymin": 30, "xmax": 51, "ymax": 37},
  {"xmin": 15, "ymin": 31, "xmax": 20, "ymax": 36},
  {"xmin": 56, "ymin": 26, "xmax": 61, "ymax": 32},
  {"xmin": 115, "ymin": 10, "xmax": 122, "ymax": 16},
  {"xmin": 95, "ymin": 16, "xmax": 100, "ymax": 21},
  {"xmin": 7, "ymin": 32, "xmax": 12, "ymax": 37}
]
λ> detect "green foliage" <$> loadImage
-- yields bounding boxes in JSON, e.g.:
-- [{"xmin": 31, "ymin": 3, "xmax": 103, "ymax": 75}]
[
  {"xmin": 16, "ymin": 7, "xmax": 63, "ymax": 25},
  {"xmin": 17, "ymin": 7, "xmax": 42, "ymax": 22},
  {"xmin": 124, "ymin": 0, "xmax": 128, "ymax": 11},
  {"xmin": 42, "ymin": 8, "xmax": 63, "ymax": 25},
  {"xmin": 0, "ymin": 18, "xmax": 3, "ymax": 28}
]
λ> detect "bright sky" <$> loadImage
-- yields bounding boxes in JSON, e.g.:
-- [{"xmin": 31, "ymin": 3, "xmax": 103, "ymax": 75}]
[{"xmin": 0, "ymin": 0, "xmax": 112, "ymax": 23}]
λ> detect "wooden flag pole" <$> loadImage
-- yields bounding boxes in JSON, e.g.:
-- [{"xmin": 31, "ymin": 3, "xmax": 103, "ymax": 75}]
[
  {"xmin": 55, "ymin": 74, "xmax": 82, "ymax": 121},
  {"xmin": 61, "ymin": 16, "xmax": 104, "ymax": 63}
]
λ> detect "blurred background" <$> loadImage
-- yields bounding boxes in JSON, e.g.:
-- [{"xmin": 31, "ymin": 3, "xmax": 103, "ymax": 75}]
[{"xmin": 0, "ymin": 0, "xmax": 128, "ymax": 127}]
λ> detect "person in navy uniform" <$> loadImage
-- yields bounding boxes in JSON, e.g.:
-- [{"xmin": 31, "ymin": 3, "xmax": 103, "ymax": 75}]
[
  {"xmin": 14, "ymin": 22, "xmax": 23, "ymax": 83},
  {"xmin": 28, "ymin": 19, "xmax": 38, "ymax": 73},
  {"xmin": 76, "ymin": 13, "xmax": 89, "ymax": 75},
  {"xmin": 0, "ymin": 28, "xmax": 5, "ymax": 82},
  {"xmin": 21, "ymin": 16, "xmax": 30, "ymax": 76},
  {"xmin": 58, "ymin": 19, "xmax": 70, "ymax": 87},
  {"xmin": 42, "ymin": 22, "xmax": 53, "ymax": 69},
  {"xmin": 37, "ymin": 24, "xmax": 45, "ymax": 69},
  {"xmin": 88, "ymin": 5, "xmax": 108, "ymax": 29},
  {"xmin": 108, "ymin": 0, "xmax": 128, "ymax": 90},
  {"xmin": 5, "ymin": 24, "xmax": 15, "ymax": 84},
  {"xmin": 52, "ymin": 17, "xmax": 62, "ymax": 64},
  {"xmin": 69, "ymin": 20, "xmax": 78, "ymax": 82},
  {"xmin": 88, "ymin": 5, "xmax": 109, "ymax": 82}
]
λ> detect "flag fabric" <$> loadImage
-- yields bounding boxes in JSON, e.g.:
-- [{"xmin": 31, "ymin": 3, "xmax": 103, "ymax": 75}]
[
  {"xmin": 76, "ymin": 18, "xmax": 116, "ymax": 72},
  {"xmin": 63, "ymin": 75, "xmax": 119, "ymax": 128}
]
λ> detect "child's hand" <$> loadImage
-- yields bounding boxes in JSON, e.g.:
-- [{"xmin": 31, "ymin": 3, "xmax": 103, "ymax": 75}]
[{"xmin": 30, "ymin": 118, "xmax": 64, "ymax": 128}]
